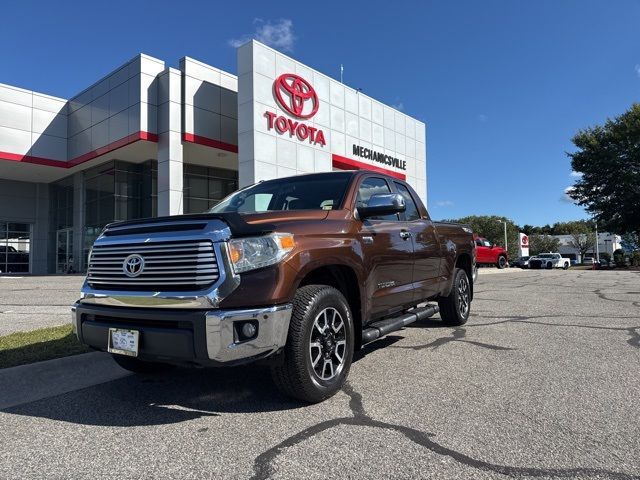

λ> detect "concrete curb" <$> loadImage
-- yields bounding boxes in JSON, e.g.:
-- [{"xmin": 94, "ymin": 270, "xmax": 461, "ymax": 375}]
[
  {"xmin": 0, "ymin": 352, "xmax": 131, "ymax": 410},
  {"xmin": 478, "ymin": 268, "xmax": 526, "ymax": 275}
]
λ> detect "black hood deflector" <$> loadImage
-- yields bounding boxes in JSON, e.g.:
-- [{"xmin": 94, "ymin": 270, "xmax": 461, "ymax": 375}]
[{"xmin": 105, "ymin": 212, "xmax": 275, "ymax": 238}]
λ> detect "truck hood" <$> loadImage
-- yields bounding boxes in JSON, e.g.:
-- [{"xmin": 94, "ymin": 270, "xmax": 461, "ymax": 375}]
[{"xmin": 104, "ymin": 210, "xmax": 329, "ymax": 238}]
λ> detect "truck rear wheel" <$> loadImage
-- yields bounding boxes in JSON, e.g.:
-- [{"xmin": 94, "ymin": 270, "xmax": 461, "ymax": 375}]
[
  {"xmin": 438, "ymin": 268, "xmax": 471, "ymax": 326},
  {"xmin": 111, "ymin": 355, "xmax": 171, "ymax": 374},
  {"xmin": 270, "ymin": 285, "xmax": 354, "ymax": 403}
]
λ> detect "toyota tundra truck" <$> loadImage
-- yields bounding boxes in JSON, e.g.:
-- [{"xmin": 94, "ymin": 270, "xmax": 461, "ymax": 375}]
[{"xmin": 72, "ymin": 171, "xmax": 476, "ymax": 403}]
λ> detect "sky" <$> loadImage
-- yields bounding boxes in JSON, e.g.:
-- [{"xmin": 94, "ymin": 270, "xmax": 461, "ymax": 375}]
[{"xmin": 1, "ymin": 0, "xmax": 639, "ymax": 226}]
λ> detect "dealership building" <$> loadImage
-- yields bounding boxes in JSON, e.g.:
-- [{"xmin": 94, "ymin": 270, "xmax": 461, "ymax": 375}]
[{"xmin": 0, "ymin": 40, "xmax": 427, "ymax": 274}]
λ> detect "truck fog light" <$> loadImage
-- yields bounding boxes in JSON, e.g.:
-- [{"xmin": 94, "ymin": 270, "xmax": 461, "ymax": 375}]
[
  {"xmin": 242, "ymin": 322, "xmax": 257, "ymax": 338},
  {"xmin": 234, "ymin": 320, "xmax": 259, "ymax": 343}
]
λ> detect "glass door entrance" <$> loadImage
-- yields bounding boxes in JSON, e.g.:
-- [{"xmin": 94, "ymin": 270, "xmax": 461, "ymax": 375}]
[{"xmin": 56, "ymin": 229, "xmax": 74, "ymax": 274}]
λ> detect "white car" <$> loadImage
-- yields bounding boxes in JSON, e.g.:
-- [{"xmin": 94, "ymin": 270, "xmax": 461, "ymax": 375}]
[{"xmin": 528, "ymin": 252, "xmax": 571, "ymax": 270}]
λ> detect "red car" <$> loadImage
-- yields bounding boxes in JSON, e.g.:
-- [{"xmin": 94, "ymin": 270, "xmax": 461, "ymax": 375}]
[{"xmin": 474, "ymin": 236, "xmax": 508, "ymax": 269}]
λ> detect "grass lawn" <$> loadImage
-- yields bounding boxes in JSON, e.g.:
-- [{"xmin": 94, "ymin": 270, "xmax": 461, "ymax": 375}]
[{"xmin": 0, "ymin": 324, "xmax": 90, "ymax": 369}]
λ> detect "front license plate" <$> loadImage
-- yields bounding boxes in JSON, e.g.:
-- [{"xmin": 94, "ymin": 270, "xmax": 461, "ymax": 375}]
[{"xmin": 108, "ymin": 328, "xmax": 139, "ymax": 357}]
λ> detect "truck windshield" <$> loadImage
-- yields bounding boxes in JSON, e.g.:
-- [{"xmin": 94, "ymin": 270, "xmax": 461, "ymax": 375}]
[{"xmin": 209, "ymin": 172, "xmax": 353, "ymax": 214}]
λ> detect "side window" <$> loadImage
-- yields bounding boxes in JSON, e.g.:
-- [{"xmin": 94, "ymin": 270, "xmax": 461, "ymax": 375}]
[
  {"xmin": 356, "ymin": 177, "xmax": 398, "ymax": 221},
  {"xmin": 394, "ymin": 182, "xmax": 421, "ymax": 221}
]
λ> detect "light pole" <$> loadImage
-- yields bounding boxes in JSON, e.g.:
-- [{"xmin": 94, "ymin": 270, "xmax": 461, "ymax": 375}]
[
  {"xmin": 595, "ymin": 222, "xmax": 600, "ymax": 263},
  {"xmin": 498, "ymin": 219, "xmax": 508, "ymax": 253}
]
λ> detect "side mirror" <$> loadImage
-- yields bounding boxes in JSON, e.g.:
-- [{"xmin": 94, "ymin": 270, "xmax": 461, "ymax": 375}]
[{"xmin": 358, "ymin": 193, "xmax": 406, "ymax": 219}]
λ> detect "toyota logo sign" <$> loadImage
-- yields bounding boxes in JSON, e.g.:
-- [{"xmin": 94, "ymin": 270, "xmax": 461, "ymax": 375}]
[
  {"xmin": 521, "ymin": 235, "xmax": 529, "ymax": 246},
  {"xmin": 123, "ymin": 254, "xmax": 145, "ymax": 277},
  {"xmin": 274, "ymin": 73, "xmax": 319, "ymax": 119}
]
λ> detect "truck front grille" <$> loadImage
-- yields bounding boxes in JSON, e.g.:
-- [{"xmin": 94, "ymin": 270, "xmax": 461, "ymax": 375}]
[{"xmin": 87, "ymin": 240, "xmax": 219, "ymax": 291}]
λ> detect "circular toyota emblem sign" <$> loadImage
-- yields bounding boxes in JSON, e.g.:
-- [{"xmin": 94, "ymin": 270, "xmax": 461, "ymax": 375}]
[
  {"xmin": 521, "ymin": 235, "xmax": 529, "ymax": 246},
  {"xmin": 122, "ymin": 254, "xmax": 145, "ymax": 277},
  {"xmin": 274, "ymin": 73, "xmax": 319, "ymax": 119}
]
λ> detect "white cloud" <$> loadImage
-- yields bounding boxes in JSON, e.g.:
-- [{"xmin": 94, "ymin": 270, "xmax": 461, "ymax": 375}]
[
  {"xmin": 635, "ymin": 64, "xmax": 640, "ymax": 78},
  {"xmin": 561, "ymin": 186, "xmax": 575, "ymax": 203},
  {"xmin": 435, "ymin": 200, "xmax": 454, "ymax": 207},
  {"xmin": 392, "ymin": 102, "xmax": 404, "ymax": 111},
  {"xmin": 477, "ymin": 114, "xmax": 488, "ymax": 123},
  {"xmin": 228, "ymin": 19, "xmax": 296, "ymax": 52},
  {"xmin": 570, "ymin": 171, "xmax": 582, "ymax": 178}
]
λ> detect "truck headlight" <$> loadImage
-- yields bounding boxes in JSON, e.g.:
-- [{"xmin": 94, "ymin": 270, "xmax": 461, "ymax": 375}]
[{"xmin": 228, "ymin": 233, "xmax": 295, "ymax": 274}]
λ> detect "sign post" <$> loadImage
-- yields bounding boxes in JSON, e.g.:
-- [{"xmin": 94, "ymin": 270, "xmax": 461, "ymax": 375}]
[{"xmin": 519, "ymin": 233, "xmax": 529, "ymax": 258}]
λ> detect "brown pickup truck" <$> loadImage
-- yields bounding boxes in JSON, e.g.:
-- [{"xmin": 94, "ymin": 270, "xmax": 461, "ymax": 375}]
[{"xmin": 73, "ymin": 171, "xmax": 476, "ymax": 403}]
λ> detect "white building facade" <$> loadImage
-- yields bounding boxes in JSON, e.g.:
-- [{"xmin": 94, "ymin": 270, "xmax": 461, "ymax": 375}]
[
  {"xmin": 553, "ymin": 233, "xmax": 622, "ymax": 262},
  {"xmin": 0, "ymin": 41, "xmax": 426, "ymax": 274}
]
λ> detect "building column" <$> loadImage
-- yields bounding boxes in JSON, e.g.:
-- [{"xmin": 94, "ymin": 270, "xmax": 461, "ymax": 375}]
[
  {"xmin": 31, "ymin": 183, "xmax": 49, "ymax": 274},
  {"xmin": 157, "ymin": 67, "xmax": 183, "ymax": 216},
  {"xmin": 72, "ymin": 171, "xmax": 84, "ymax": 272}
]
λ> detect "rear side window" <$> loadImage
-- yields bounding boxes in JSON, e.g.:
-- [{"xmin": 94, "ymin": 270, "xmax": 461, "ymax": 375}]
[
  {"xmin": 356, "ymin": 177, "xmax": 398, "ymax": 221},
  {"xmin": 394, "ymin": 182, "xmax": 421, "ymax": 221}
]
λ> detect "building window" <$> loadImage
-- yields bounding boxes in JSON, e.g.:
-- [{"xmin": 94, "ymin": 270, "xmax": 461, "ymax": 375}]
[
  {"xmin": 0, "ymin": 222, "xmax": 31, "ymax": 274},
  {"xmin": 51, "ymin": 176, "xmax": 74, "ymax": 230},
  {"xmin": 83, "ymin": 160, "xmax": 157, "ymax": 270},
  {"xmin": 183, "ymin": 165, "xmax": 238, "ymax": 214}
]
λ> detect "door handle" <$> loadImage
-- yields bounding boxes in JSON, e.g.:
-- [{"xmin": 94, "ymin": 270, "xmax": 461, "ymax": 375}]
[{"xmin": 400, "ymin": 230, "xmax": 412, "ymax": 240}]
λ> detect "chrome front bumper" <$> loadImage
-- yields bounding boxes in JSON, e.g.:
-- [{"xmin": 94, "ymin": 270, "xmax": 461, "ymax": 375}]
[
  {"xmin": 72, "ymin": 302, "xmax": 293, "ymax": 365},
  {"xmin": 205, "ymin": 304, "xmax": 293, "ymax": 363}
]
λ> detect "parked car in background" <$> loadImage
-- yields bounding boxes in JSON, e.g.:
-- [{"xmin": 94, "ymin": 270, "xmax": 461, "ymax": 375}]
[
  {"xmin": 510, "ymin": 256, "xmax": 530, "ymax": 269},
  {"xmin": 474, "ymin": 235, "xmax": 508, "ymax": 269},
  {"xmin": 529, "ymin": 253, "xmax": 570, "ymax": 270},
  {"xmin": 0, "ymin": 246, "xmax": 30, "ymax": 273}
]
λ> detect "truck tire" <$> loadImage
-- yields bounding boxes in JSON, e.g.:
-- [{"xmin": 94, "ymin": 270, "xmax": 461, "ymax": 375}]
[
  {"xmin": 270, "ymin": 285, "xmax": 354, "ymax": 403},
  {"xmin": 563, "ymin": 262, "xmax": 569, "ymax": 270},
  {"xmin": 111, "ymin": 355, "xmax": 171, "ymax": 374},
  {"xmin": 496, "ymin": 255, "xmax": 507, "ymax": 269},
  {"xmin": 546, "ymin": 262, "xmax": 553, "ymax": 269},
  {"xmin": 438, "ymin": 268, "xmax": 471, "ymax": 326}
]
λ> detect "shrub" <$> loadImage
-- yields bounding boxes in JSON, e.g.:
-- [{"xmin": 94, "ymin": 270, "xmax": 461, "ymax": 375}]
[{"xmin": 613, "ymin": 248, "xmax": 626, "ymax": 267}]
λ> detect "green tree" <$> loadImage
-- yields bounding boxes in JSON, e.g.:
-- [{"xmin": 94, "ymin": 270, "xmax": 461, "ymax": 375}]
[
  {"xmin": 620, "ymin": 233, "xmax": 639, "ymax": 253},
  {"xmin": 552, "ymin": 221, "xmax": 596, "ymax": 260},
  {"xmin": 529, "ymin": 234, "xmax": 561, "ymax": 255},
  {"xmin": 568, "ymin": 103, "xmax": 640, "ymax": 237},
  {"xmin": 551, "ymin": 220, "xmax": 594, "ymax": 235}
]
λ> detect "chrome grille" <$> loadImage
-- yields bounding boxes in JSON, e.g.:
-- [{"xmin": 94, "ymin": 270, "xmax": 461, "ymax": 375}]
[{"xmin": 87, "ymin": 240, "xmax": 218, "ymax": 290}]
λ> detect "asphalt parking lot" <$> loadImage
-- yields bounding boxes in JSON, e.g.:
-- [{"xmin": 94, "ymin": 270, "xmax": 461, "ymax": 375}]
[
  {"xmin": 1, "ymin": 269, "xmax": 640, "ymax": 479},
  {"xmin": 0, "ymin": 275, "xmax": 84, "ymax": 335}
]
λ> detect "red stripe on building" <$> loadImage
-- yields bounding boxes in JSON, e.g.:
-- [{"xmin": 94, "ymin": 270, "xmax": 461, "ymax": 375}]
[
  {"xmin": 331, "ymin": 153, "xmax": 406, "ymax": 180},
  {"xmin": 182, "ymin": 133, "xmax": 239, "ymax": 153},
  {"xmin": 0, "ymin": 131, "xmax": 158, "ymax": 169}
]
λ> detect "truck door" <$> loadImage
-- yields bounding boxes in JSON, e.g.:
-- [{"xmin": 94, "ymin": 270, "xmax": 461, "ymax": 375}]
[
  {"xmin": 475, "ymin": 238, "xmax": 491, "ymax": 263},
  {"xmin": 393, "ymin": 181, "xmax": 442, "ymax": 301},
  {"xmin": 355, "ymin": 176, "xmax": 415, "ymax": 320}
]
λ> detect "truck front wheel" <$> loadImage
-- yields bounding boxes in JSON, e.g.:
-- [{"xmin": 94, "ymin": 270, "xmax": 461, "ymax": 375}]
[
  {"xmin": 271, "ymin": 285, "xmax": 354, "ymax": 403},
  {"xmin": 496, "ymin": 255, "xmax": 507, "ymax": 269},
  {"xmin": 438, "ymin": 268, "xmax": 471, "ymax": 326}
]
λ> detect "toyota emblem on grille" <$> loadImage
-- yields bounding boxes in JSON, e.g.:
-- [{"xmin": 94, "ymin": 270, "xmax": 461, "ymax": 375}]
[{"xmin": 123, "ymin": 254, "xmax": 145, "ymax": 277}]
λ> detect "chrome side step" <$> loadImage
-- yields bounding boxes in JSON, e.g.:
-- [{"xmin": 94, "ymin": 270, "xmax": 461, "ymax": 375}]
[{"xmin": 361, "ymin": 305, "xmax": 440, "ymax": 345}]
